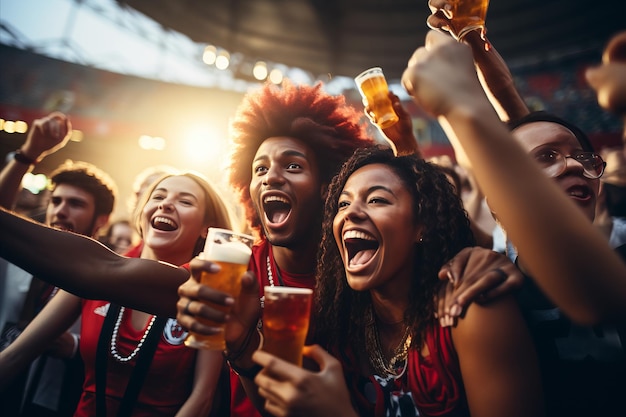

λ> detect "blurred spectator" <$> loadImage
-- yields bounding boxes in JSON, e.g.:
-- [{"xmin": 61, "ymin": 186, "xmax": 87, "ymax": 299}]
[{"xmin": 98, "ymin": 219, "xmax": 138, "ymax": 255}]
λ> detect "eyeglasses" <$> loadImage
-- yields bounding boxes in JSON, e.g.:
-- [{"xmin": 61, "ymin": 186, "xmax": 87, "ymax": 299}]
[{"xmin": 532, "ymin": 149, "xmax": 606, "ymax": 179}]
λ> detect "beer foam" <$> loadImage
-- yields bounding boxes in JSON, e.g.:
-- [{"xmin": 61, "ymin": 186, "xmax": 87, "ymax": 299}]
[
  {"xmin": 205, "ymin": 238, "xmax": 252, "ymax": 264},
  {"xmin": 355, "ymin": 67, "xmax": 383, "ymax": 83},
  {"xmin": 264, "ymin": 286, "xmax": 313, "ymax": 295}
]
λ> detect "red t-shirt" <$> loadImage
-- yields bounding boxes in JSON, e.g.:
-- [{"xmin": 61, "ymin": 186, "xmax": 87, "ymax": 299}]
[
  {"xmin": 74, "ymin": 264, "xmax": 196, "ymax": 417},
  {"xmin": 229, "ymin": 238, "xmax": 316, "ymax": 417}
]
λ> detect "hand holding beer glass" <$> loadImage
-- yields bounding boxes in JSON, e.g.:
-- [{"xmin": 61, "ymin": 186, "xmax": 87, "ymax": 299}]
[
  {"xmin": 262, "ymin": 286, "xmax": 313, "ymax": 366},
  {"xmin": 441, "ymin": 0, "xmax": 490, "ymax": 41},
  {"xmin": 185, "ymin": 228, "xmax": 254, "ymax": 350},
  {"xmin": 354, "ymin": 67, "xmax": 399, "ymax": 129}
]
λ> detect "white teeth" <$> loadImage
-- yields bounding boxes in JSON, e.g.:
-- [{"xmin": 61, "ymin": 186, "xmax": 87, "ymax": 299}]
[
  {"xmin": 264, "ymin": 195, "xmax": 289, "ymax": 204},
  {"xmin": 153, "ymin": 216, "xmax": 176, "ymax": 227},
  {"xmin": 343, "ymin": 230, "xmax": 375, "ymax": 240}
]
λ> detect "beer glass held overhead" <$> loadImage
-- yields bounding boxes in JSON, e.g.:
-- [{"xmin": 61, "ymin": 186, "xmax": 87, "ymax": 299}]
[
  {"xmin": 262, "ymin": 286, "xmax": 313, "ymax": 366},
  {"xmin": 185, "ymin": 228, "xmax": 254, "ymax": 350},
  {"xmin": 444, "ymin": 0, "xmax": 490, "ymax": 41},
  {"xmin": 354, "ymin": 67, "xmax": 399, "ymax": 129}
]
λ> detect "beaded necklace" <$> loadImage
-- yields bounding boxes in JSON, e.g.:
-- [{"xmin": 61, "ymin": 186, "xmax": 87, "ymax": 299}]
[
  {"xmin": 110, "ymin": 307, "xmax": 157, "ymax": 362},
  {"xmin": 266, "ymin": 254, "xmax": 284, "ymax": 287}
]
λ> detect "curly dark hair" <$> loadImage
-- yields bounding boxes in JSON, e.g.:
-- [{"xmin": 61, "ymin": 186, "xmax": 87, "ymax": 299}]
[
  {"xmin": 227, "ymin": 80, "xmax": 373, "ymax": 235},
  {"xmin": 314, "ymin": 145, "xmax": 475, "ymax": 351},
  {"xmin": 48, "ymin": 159, "xmax": 117, "ymax": 218}
]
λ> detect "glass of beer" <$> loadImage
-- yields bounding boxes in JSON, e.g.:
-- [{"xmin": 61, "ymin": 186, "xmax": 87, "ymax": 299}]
[
  {"xmin": 445, "ymin": 0, "xmax": 490, "ymax": 41},
  {"xmin": 185, "ymin": 228, "xmax": 254, "ymax": 350},
  {"xmin": 354, "ymin": 67, "xmax": 399, "ymax": 129},
  {"xmin": 262, "ymin": 286, "xmax": 313, "ymax": 366}
]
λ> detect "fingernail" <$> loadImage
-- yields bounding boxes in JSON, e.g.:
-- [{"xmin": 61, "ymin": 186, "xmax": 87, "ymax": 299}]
[
  {"xmin": 208, "ymin": 263, "xmax": 221, "ymax": 272},
  {"xmin": 207, "ymin": 326, "xmax": 224, "ymax": 334},
  {"xmin": 447, "ymin": 270, "xmax": 454, "ymax": 283},
  {"xmin": 224, "ymin": 297, "xmax": 235, "ymax": 305},
  {"xmin": 439, "ymin": 317, "xmax": 446, "ymax": 327},
  {"xmin": 450, "ymin": 304, "xmax": 462, "ymax": 317}
]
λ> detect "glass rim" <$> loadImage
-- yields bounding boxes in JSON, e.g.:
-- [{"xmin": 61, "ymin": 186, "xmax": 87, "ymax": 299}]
[
  {"xmin": 354, "ymin": 66, "xmax": 383, "ymax": 82},
  {"xmin": 207, "ymin": 227, "xmax": 254, "ymax": 241}
]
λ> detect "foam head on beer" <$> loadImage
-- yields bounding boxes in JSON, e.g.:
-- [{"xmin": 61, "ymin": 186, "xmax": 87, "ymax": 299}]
[{"xmin": 203, "ymin": 228, "xmax": 253, "ymax": 265}]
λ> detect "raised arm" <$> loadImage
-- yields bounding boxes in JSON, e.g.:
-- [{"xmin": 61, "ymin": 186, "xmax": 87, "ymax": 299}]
[
  {"xmin": 401, "ymin": 30, "xmax": 626, "ymax": 324},
  {"xmin": 0, "ymin": 207, "xmax": 186, "ymax": 316},
  {"xmin": 0, "ymin": 112, "xmax": 72, "ymax": 209},
  {"xmin": 427, "ymin": 0, "xmax": 529, "ymax": 122},
  {"xmin": 365, "ymin": 92, "xmax": 422, "ymax": 157}
]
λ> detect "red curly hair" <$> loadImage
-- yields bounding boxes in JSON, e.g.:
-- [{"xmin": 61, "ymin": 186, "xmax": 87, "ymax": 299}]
[{"xmin": 228, "ymin": 80, "xmax": 374, "ymax": 235}]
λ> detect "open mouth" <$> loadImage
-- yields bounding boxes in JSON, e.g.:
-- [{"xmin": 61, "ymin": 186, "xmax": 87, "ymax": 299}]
[
  {"xmin": 51, "ymin": 222, "xmax": 73, "ymax": 232},
  {"xmin": 566, "ymin": 184, "xmax": 592, "ymax": 201},
  {"xmin": 152, "ymin": 216, "xmax": 178, "ymax": 231},
  {"xmin": 263, "ymin": 195, "xmax": 292, "ymax": 225},
  {"xmin": 344, "ymin": 230, "xmax": 379, "ymax": 267}
]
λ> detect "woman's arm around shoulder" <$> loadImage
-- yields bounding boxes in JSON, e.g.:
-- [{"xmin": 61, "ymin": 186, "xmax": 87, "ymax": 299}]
[{"xmin": 451, "ymin": 295, "xmax": 544, "ymax": 417}]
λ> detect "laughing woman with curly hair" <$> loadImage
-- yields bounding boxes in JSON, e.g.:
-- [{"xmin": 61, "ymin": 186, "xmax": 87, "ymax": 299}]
[{"xmin": 252, "ymin": 146, "xmax": 544, "ymax": 417}]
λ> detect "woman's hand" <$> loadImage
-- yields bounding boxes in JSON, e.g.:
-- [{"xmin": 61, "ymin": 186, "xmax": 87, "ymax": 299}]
[{"xmin": 253, "ymin": 345, "xmax": 358, "ymax": 417}]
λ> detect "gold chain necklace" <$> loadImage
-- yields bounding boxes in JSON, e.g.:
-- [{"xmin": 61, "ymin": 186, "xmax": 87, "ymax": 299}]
[{"xmin": 364, "ymin": 304, "xmax": 412, "ymax": 378}]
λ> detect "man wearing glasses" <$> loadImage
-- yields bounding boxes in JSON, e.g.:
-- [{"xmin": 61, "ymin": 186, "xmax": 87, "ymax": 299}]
[{"xmin": 503, "ymin": 111, "xmax": 624, "ymax": 417}]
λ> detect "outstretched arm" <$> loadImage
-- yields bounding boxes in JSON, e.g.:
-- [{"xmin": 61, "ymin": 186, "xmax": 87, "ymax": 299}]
[
  {"xmin": 0, "ymin": 207, "xmax": 186, "ymax": 316},
  {"xmin": 402, "ymin": 30, "xmax": 626, "ymax": 324}
]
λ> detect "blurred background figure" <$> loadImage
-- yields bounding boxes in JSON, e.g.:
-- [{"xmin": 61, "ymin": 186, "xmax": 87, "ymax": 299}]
[{"xmin": 98, "ymin": 219, "xmax": 139, "ymax": 255}]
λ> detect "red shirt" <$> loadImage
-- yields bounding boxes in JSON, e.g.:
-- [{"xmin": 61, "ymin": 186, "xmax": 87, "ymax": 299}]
[
  {"xmin": 344, "ymin": 324, "xmax": 468, "ymax": 417},
  {"xmin": 74, "ymin": 264, "xmax": 196, "ymax": 417}
]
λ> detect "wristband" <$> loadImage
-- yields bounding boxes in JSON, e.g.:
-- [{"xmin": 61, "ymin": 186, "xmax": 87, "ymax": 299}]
[{"xmin": 13, "ymin": 149, "xmax": 38, "ymax": 165}]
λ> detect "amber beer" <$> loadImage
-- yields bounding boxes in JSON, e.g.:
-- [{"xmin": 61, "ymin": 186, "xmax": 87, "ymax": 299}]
[
  {"xmin": 262, "ymin": 286, "xmax": 313, "ymax": 366},
  {"xmin": 354, "ymin": 67, "xmax": 399, "ymax": 129},
  {"xmin": 185, "ymin": 228, "xmax": 253, "ymax": 350},
  {"xmin": 447, "ymin": 0, "xmax": 490, "ymax": 40}
]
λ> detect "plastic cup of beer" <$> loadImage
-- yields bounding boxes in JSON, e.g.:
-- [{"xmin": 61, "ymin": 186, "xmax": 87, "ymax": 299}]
[
  {"xmin": 184, "ymin": 228, "xmax": 254, "ymax": 350},
  {"xmin": 354, "ymin": 67, "xmax": 399, "ymax": 129},
  {"xmin": 445, "ymin": 0, "xmax": 490, "ymax": 41},
  {"xmin": 262, "ymin": 286, "xmax": 313, "ymax": 366}
]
